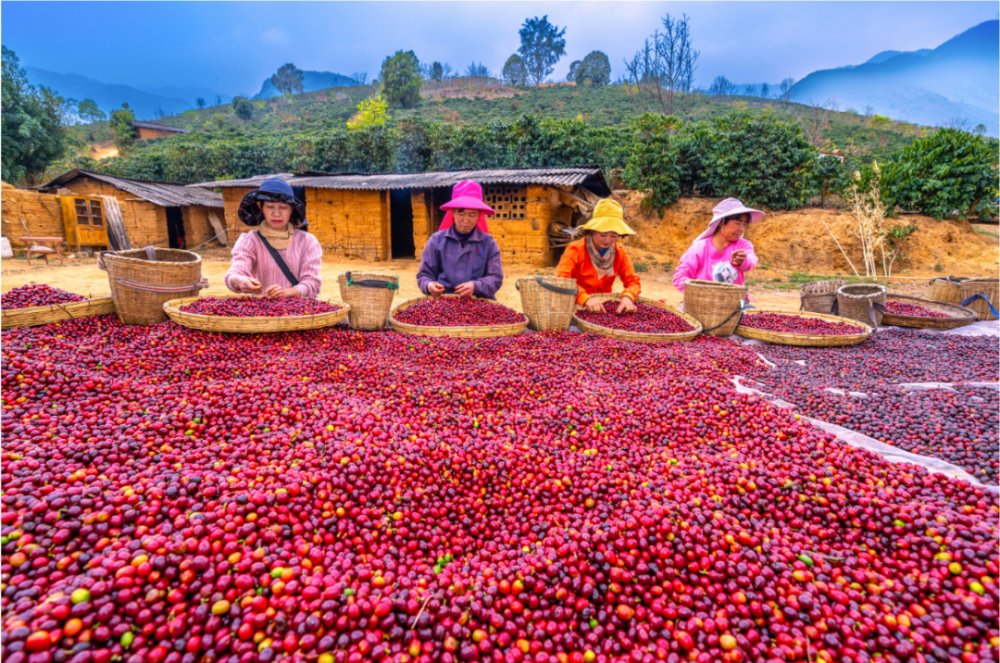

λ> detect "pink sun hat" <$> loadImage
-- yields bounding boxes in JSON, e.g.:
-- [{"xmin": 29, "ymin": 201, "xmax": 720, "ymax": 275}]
[
  {"xmin": 696, "ymin": 197, "xmax": 766, "ymax": 241},
  {"xmin": 439, "ymin": 180, "xmax": 495, "ymax": 233}
]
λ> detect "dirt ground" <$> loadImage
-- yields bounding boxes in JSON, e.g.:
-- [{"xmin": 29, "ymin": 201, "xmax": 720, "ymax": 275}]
[{"xmin": 0, "ymin": 246, "xmax": 943, "ymax": 312}]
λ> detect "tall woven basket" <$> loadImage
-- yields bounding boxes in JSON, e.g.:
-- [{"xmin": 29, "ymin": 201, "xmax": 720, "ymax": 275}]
[
  {"xmin": 959, "ymin": 278, "xmax": 999, "ymax": 321},
  {"xmin": 337, "ymin": 272, "xmax": 398, "ymax": 330},
  {"xmin": 99, "ymin": 248, "xmax": 206, "ymax": 326},
  {"xmin": 683, "ymin": 279, "xmax": 749, "ymax": 337},
  {"xmin": 800, "ymin": 280, "xmax": 844, "ymax": 314},
  {"xmin": 516, "ymin": 276, "xmax": 578, "ymax": 331},
  {"xmin": 836, "ymin": 284, "xmax": 886, "ymax": 328},
  {"xmin": 928, "ymin": 276, "xmax": 968, "ymax": 305}
]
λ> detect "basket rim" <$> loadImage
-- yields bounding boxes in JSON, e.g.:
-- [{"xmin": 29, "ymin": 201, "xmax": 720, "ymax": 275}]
[
  {"xmin": 2, "ymin": 295, "xmax": 115, "ymax": 318},
  {"xmin": 104, "ymin": 249, "xmax": 203, "ymax": 267},
  {"xmin": 163, "ymin": 295, "xmax": 350, "ymax": 333},
  {"xmin": 571, "ymin": 293, "xmax": 703, "ymax": 342},
  {"xmin": 837, "ymin": 283, "xmax": 887, "ymax": 298},
  {"xmin": 388, "ymin": 294, "xmax": 528, "ymax": 337},
  {"xmin": 736, "ymin": 309, "xmax": 872, "ymax": 345},
  {"xmin": 685, "ymin": 278, "xmax": 749, "ymax": 292}
]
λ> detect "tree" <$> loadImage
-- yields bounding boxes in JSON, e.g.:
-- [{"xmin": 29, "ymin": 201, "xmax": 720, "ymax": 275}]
[
  {"xmin": 626, "ymin": 14, "xmax": 699, "ymax": 116},
  {"xmin": 809, "ymin": 153, "xmax": 852, "ymax": 206},
  {"xmin": 759, "ymin": 82, "xmax": 770, "ymax": 99},
  {"xmin": 232, "ymin": 96, "xmax": 254, "ymax": 121},
  {"xmin": 518, "ymin": 15, "xmax": 567, "ymax": 85},
  {"xmin": 78, "ymin": 99, "xmax": 106, "ymax": 123},
  {"xmin": 346, "ymin": 95, "xmax": 388, "ymax": 131},
  {"xmin": 567, "ymin": 61, "xmax": 581, "ymax": 82},
  {"xmin": 430, "ymin": 63, "xmax": 444, "ymax": 82},
  {"xmin": 575, "ymin": 51, "xmax": 611, "ymax": 87},
  {"xmin": 502, "ymin": 55, "xmax": 529, "ymax": 87},
  {"xmin": 214, "ymin": 94, "xmax": 223, "ymax": 106},
  {"xmin": 271, "ymin": 63, "xmax": 305, "ymax": 96},
  {"xmin": 974, "ymin": 124, "xmax": 987, "ymax": 136},
  {"xmin": 779, "ymin": 77, "xmax": 795, "ymax": 104},
  {"xmin": 943, "ymin": 116, "xmax": 971, "ymax": 132},
  {"xmin": 380, "ymin": 50, "xmax": 422, "ymax": 109},
  {"xmin": 465, "ymin": 62, "xmax": 492, "ymax": 79},
  {"xmin": 743, "ymin": 84, "xmax": 757, "ymax": 97},
  {"xmin": 196, "ymin": 97, "xmax": 206, "ymax": 109},
  {"xmin": 351, "ymin": 72, "xmax": 368, "ymax": 86},
  {"xmin": 708, "ymin": 76, "xmax": 736, "ymax": 97},
  {"xmin": 109, "ymin": 103, "xmax": 137, "ymax": 153},
  {"xmin": 869, "ymin": 114, "xmax": 892, "ymax": 147},
  {"xmin": 1, "ymin": 46, "xmax": 68, "ymax": 185}
]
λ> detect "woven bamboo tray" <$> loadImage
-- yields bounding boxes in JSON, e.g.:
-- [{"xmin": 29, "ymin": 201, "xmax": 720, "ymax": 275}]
[
  {"xmin": 388, "ymin": 295, "xmax": 528, "ymax": 338},
  {"xmin": 2, "ymin": 296, "xmax": 116, "ymax": 331},
  {"xmin": 572, "ymin": 293, "xmax": 702, "ymax": 343},
  {"xmin": 163, "ymin": 296, "xmax": 350, "ymax": 334},
  {"xmin": 881, "ymin": 294, "xmax": 976, "ymax": 330},
  {"xmin": 735, "ymin": 309, "xmax": 872, "ymax": 347}
]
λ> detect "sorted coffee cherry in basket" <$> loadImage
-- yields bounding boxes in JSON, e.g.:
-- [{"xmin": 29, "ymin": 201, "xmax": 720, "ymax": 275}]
[
  {"xmin": 180, "ymin": 296, "xmax": 341, "ymax": 317},
  {"xmin": 885, "ymin": 299, "xmax": 952, "ymax": 318},
  {"xmin": 576, "ymin": 299, "xmax": 694, "ymax": 333},
  {"xmin": 1, "ymin": 284, "xmax": 86, "ymax": 310},
  {"xmin": 741, "ymin": 312, "xmax": 864, "ymax": 335},
  {"xmin": 395, "ymin": 297, "xmax": 525, "ymax": 327}
]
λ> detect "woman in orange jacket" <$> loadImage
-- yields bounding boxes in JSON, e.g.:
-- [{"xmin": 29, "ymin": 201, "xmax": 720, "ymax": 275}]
[{"xmin": 556, "ymin": 199, "xmax": 641, "ymax": 314}]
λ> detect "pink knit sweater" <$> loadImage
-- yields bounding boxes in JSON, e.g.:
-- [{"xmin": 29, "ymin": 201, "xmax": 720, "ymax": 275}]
[{"xmin": 224, "ymin": 231, "xmax": 323, "ymax": 299}]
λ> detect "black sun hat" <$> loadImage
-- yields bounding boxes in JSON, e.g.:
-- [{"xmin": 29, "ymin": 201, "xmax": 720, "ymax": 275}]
[{"xmin": 238, "ymin": 178, "xmax": 307, "ymax": 227}]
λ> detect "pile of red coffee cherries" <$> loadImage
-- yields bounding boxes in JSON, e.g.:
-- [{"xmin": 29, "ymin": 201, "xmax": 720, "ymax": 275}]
[
  {"xmin": 740, "ymin": 313, "xmax": 864, "ymax": 335},
  {"xmin": 394, "ymin": 297, "xmax": 525, "ymax": 327},
  {"xmin": 575, "ymin": 300, "xmax": 694, "ymax": 334},
  {"xmin": 181, "ymin": 297, "xmax": 342, "ymax": 317},
  {"xmin": 885, "ymin": 300, "xmax": 953, "ymax": 319},
  {"xmin": 1, "ymin": 317, "xmax": 997, "ymax": 663},
  {"xmin": 1, "ymin": 284, "xmax": 86, "ymax": 310}
]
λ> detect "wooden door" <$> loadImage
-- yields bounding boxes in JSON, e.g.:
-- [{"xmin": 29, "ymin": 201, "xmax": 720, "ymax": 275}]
[{"xmin": 61, "ymin": 196, "xmax": 110, "ymax": 251}]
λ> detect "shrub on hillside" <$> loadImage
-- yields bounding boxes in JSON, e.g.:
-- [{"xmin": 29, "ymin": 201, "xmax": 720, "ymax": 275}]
[
  {"xmin": 622, "ymin": 114, "xmax": 682, "ymax": 212},
  {"xmin": 380, "ymin": 51, "xmax": 422, "ymax": 109},
  {"xmin": 678, "ymin": 109, "xmax": 816, "ymax": 209},
  {"xmin": 879, "ymin": 128, "xmax": 999, "ymax": 220}
]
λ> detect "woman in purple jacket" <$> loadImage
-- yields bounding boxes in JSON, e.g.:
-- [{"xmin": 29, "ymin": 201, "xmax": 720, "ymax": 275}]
[{"xmin": 416, "ymin": 181, "xmax": 504, "ymax": 300}]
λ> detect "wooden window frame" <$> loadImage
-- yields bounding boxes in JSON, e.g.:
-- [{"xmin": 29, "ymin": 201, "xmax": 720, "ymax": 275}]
[{"xmin": 72, "ymin": 197, "xmax": 104, "ymax": 227}]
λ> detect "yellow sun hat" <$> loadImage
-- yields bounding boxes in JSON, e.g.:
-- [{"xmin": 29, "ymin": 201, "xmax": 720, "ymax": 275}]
[{"xmin": 579, "ymin": 199, "xmax": 635, "ymax": 236}]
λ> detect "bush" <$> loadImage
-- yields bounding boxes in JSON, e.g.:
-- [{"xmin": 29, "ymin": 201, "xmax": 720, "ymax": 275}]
[
  {"xmin": 678, "ymin": 109, "xmax": 816, "ymax": 209},
  {"xmin": 809, "ymin": 154, "xmax": 854, "ymax": 206},
  {"xmin": 622, "ymin": 114, "xmax": 681, "ymax": 212},
  {"xmin": 880, "ymin": 128, "xmax": 1000, "ymax": 220}
]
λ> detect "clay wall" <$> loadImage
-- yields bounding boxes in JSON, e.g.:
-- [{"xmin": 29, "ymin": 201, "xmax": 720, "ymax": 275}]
[
  {"xmin": 182, "ymin": 206, "xmax": 224, "ymax": 248},
  {"xmin": 221, "ymin": 188, "xmax": 254, "ymax": 244},
  {"xmin": 411, "ymin": 190, "xmax": 433, "ymax": 260},
  {"xmin": 136, "ymin": 127, "xmax": 181, "ymax": 140},
  {"xmin": 1, "ymin": 188, "xmax": 65, "ymax": 247},
  {"xmin": 306, "ymin": 188, "xmax": 387, "ymax": 261},
  {"xmin": 59, "ymin": 177, "xmax": 168, "ymax": 247}
]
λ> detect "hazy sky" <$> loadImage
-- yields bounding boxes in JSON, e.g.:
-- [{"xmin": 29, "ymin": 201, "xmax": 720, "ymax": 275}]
[{"xmin": 3, "ymin": 2, "xmax": 996, "ymax": 95}]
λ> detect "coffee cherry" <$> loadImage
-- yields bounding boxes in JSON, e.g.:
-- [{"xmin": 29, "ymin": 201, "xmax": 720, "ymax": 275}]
[
  {"xmin": 885, "ymin": 301, "xmax": 953, "ymax": 318},
  {"xmin": 1, "ymin": 284, "xmax": 86, "ymax": 309},
  {"xmin": 394, "ymin": 297, "xmax": 525, "ymax": 326},
  {"xmin": 576, "ymin": 300, "xmax": 694, "ymax": 334},
  {"xmin": 740, "ymin": 312, "xmax": 864, "ymax": 335},
  {"xmin": 180, "ymin": 296, "xmax": 341, "ymax": 317}
]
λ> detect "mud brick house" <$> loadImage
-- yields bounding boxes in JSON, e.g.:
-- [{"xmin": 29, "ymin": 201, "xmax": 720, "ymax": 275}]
[
  {"xmin": 38, "ymin": 169, "xmax": 225, "ymax": 250},
  {"xmin": 131, "ymin": 121, "xmax": 191, "ymax": 140},
  {"xmin": 190, "ymin": 168, "xmax": 610, "ymax": 265}
]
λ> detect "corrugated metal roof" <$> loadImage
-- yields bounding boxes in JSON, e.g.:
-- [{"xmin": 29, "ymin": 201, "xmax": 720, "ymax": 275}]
[
  {"xmin": 188, "ymin": 173, "xmax": 296, "ymax": 190},
  {"xmin": 41, "ymin": 169, "xmax": 223, "ymax": 208},
  {"xmin": 190, "ymin": 168, "xmax": 610, "ymax": 195},
  {"xmin": 132, "ymin": 121, "xmax": 190, "ymax": 134}
]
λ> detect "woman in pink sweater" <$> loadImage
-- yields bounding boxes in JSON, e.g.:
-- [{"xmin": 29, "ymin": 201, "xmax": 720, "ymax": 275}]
[
  {"xmin": 225, "ymin": 178, "xmax": 323, "ymax": 299},
  {"xmin": 672, "ymin": 197, "xmax": 764, "ymax": 293}
]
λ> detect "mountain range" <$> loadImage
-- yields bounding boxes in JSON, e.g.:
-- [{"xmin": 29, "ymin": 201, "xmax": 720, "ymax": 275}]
[{"xmin": 789, "ymin": 20, "xmax": 999, "ymax": 137}]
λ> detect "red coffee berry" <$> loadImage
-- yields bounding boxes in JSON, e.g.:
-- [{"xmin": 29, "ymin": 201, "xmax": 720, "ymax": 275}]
[{"xmin": 576, "ymin": 300, "xmax": 694, "ymax": 334}]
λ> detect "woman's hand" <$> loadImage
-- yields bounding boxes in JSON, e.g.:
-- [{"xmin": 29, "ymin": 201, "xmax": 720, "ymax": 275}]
[
  {"xmin": 585, "ymin": 298, "xmax": 605, "ymax": 313},
  {"xmin": 244, "ymin": 278, "xmax": 262, "ymax": 294},
  {"xmin": 616, "ymin": 296, "xmax": 637, "ymax": 314},
  {"xmin": 265, "ymin": 285, "xmax": 300, "ymax": 299},
  {"xmin": 454, "ymin": 282, "xmax": 476, "ymax": 298},
  {"xmin": 731, "ymin": 250, "xmax": 747, "ymax": 267},
  {"xmin": 427, "ymin": 282, "xmax": 445, "ymax": 296}
]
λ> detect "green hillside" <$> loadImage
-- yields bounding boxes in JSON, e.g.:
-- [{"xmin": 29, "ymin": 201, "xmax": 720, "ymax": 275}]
[{"xmin": 68, "ymin": 80, "xmax": 929, "ymax": 162}]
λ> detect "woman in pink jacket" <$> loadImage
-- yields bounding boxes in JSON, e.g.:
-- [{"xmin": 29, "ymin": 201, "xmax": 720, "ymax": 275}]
[
  {"xmin": 672, "ymin": 197, "xmax": 764, "ymax": 293},
  {"xmin": 225, "ymin": 178, "xmax": 323, "ymax": 299}
]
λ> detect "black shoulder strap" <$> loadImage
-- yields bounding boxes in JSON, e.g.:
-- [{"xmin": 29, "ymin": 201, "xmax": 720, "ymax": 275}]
[{"xmin": 256, "ymin": 231, "xmax": 299, "ymax": 287}]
